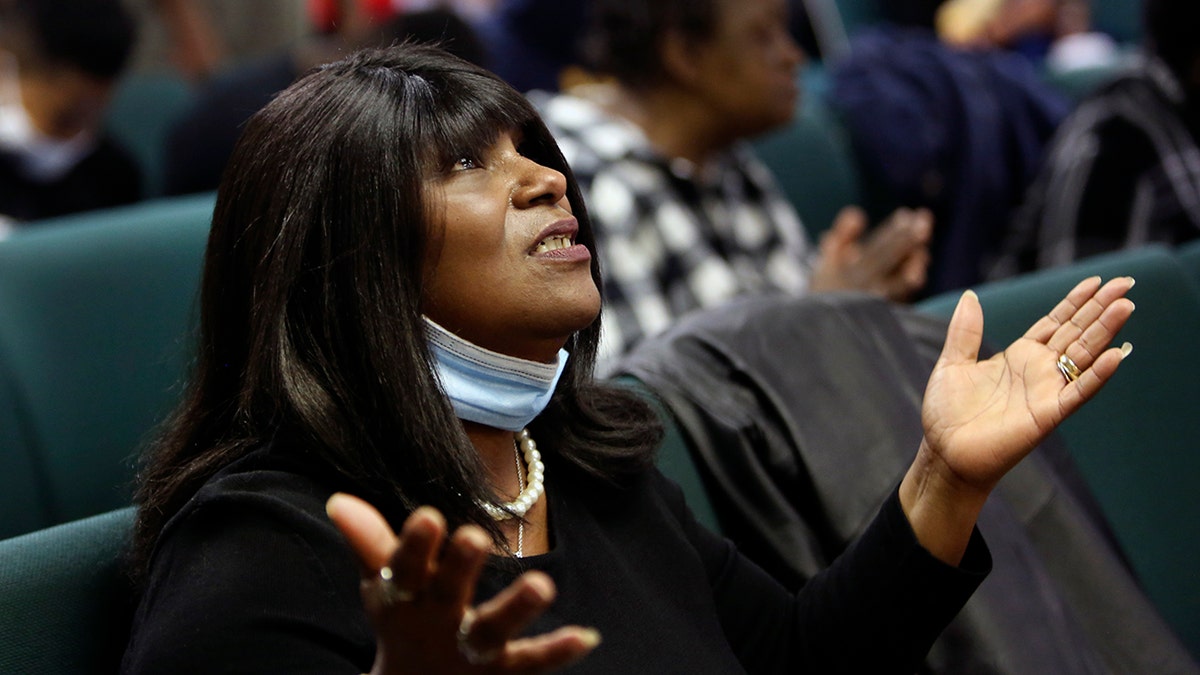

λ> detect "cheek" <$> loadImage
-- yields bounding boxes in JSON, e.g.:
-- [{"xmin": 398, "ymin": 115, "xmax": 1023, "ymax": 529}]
[
  {"xmin": 424, "ymin": 205, "xmax": 514, "ymax": 303},
  {"xmin": 441, "ymin": 203, "xmax": 511, "ymax": 266}
]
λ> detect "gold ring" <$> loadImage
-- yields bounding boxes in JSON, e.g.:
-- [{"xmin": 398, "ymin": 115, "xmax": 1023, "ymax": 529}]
[
  {"xmin": 377, "ymin": 566, "xmax": 414, "ymax": 606},
  {"xmin": 1057, "ymin": 353, "xmax": 1081, "ymax": 383}
]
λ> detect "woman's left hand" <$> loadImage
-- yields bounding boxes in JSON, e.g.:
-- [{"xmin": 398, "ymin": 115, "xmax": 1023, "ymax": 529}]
[
  {"xmin": 901, "ymin": 276, "xmax": 1135, "ymax": 563},
  {"xmin": 326, "ymin": 494, "xmax": 599, "ymax": 673}
]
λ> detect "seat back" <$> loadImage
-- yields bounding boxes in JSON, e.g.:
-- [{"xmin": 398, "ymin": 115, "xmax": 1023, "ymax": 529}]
[
  {"xmin": 0, "ymin": 507, "xmax": 136, "ymax": 675},
  {"xmin": 610, "ymin": 376, "xmax": 722, "ymax": 533},
  {"xmin": 1176, "ymin": 238, "xmax": 1200, "ymax": 291},
  {"xmin": 830, "ymin": 0, "xmax": 885, "ymax": 38},
  {"xmin": 104, "ymin": 70, "xmax": 197, "ymax": 198},
  {"xmin": 1090, "ymin": 0, "xmax": 1142, "ymax": 44},
  {"xmin": 753, "ymin": 92, "xmax": 863, "ymax": 242},
  {"xmin": 0, "ymin": 193, "xmax": 214, "ymax": 528},
  {"xmin": 917, "ymin": 245, "xmax": 1200, "ymax": 656},
  {"xmin": 0, "ymin": 353, "xmax": 52, "ymax": 539}
]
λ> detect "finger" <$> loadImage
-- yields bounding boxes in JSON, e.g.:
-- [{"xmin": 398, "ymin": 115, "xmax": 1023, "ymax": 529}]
[
  {"xmin": 1047, "ymin": 277, "xmax": 1135, "ymax": 356},
  {"xmin": 876, "ymin": 246, "xmax": 931, "ymax": 301},
  {"xmin": 383, "ymin": 506, "xmax": 448, "ymax": 598},
  {"xmin": 1059, "ymin": 343, "xmax": 1132, "ymax": 417},
  {"xmin": 859, "ymin": 208, "xmax": 918, "ymax": 274},
  {"xmin": 936, "ymin": 289, "xmax": 984, "ymax": 366},
  {"xmin": 503, "ymin": 626, "xmax": 603, "ymax": 674},
  {"xmin": 425, "ymin": 524, "xmax": 491, "ymax": 607},
  {"xmin": 901, "ymin": 246, "xmax": 930, "ymax": 289},
  {"xmin": 1062, "ymin": 296, "xmax": 1135, "ymax": 372},
  {"xmin": 326, "ymin": 493, "xmax": 400, "ymax": 572},
  {"xmin": 820, "ymin": 206, "xmax": 867, "ymax": 260},
  {"xmin": 1023, "ymin": 276, "xmax": 1103, "ymax": 343},
  {"xmin": 911, "ymin": 207, "xmax": 934, "ymax": 244},
  {"xmin": 461, "ymin": 571, "xmax": 558, "ymax": 659}
]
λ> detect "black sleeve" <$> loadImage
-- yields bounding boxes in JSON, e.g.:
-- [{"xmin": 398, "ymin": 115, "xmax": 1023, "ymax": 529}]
[
  {"xmin": 121, "ymin": 477, "xmax": 375, "ymax": 675},
  {"xmin": 668, "ymin": 475, "xmax": 991, "ymax": 674}
]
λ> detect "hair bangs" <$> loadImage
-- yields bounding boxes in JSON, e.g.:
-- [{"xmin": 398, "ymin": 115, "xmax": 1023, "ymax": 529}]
[{"xmin": 415, "ymin": 68, "xmax": 540, "ymax": 174}]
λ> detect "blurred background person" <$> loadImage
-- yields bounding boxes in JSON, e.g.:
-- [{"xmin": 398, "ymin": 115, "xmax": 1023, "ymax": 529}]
[
  {"xmin": 161, "ymin": 0, "xmax": 487, "ymax": 196},
  {"xmin": 471, "ymin": 0, "xmax": 589, "ymax": 94},
  {"xmin": 159, "ymin": 1, "xmax": 487, "ymax": 196},
  {"xmin": 146, "ymin": 0, "xmax": 226, "ymax": 82},
  {"xmin": 0, "ymin": 0, "xmax": 140, "ymax": 231},
  {"xmin": 987, "ymin": 0, "xmax": 1200, "ymax": 279},
  {"xmin": 531, "ymin": 0, "xmax": 934, "ymax": 368}
]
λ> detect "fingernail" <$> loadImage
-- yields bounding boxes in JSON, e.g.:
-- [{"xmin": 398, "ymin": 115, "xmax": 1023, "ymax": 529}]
[
  {"xmin": 1120, "ymin": 342, "xmax": 1133, "ymax": 358},
  {"xmin": 526, "ymin": 572, "xmax": 556, "ymax": 602},
  {"xmin": 579, "ymin": 628, "xmax": 602, "ymax": 649},
  {"xmin": 1128, "ymin": 300, "xmax": 1135, "ymax": 311},
  {"xmin": 1127, "ymin": 276, "xmax": 1136, "ymax": 288},
  {"xmin": 325, "ymin": 493, "xmax": 346, "ymax": 518}
]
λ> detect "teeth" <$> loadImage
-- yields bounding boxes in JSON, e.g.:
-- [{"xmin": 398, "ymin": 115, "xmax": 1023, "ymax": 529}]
[{"xmin": 534, "ymin": 234, "xmax": 572, "ymax": 253}]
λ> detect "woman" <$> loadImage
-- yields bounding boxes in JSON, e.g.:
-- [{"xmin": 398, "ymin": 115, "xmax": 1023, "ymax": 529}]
[{"xmin": 121, "ymin": 44, "xmax": 1135, "ymax": 674}]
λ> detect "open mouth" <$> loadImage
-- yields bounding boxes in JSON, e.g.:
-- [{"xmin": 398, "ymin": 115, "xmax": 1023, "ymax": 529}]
[{"xmin": 534, "ymin": 233, "xmax": 573, "ymax": 253}]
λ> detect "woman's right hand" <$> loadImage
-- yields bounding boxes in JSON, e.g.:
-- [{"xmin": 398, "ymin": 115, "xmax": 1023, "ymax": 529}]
[{"xmin": 326, "ymin": 494, "xmax": 600, "ymax": 674}]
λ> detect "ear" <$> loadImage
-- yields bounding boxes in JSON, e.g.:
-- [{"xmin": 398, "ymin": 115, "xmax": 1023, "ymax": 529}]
[{"xmin": 658, "ymin": 28, "xmax": 706, "ymax": 88}]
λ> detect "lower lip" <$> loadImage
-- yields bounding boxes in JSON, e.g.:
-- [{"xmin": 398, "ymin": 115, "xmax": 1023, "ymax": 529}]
[{"xmin": 534, "ymin": 244, "xmax": 591, "ymax": 262}]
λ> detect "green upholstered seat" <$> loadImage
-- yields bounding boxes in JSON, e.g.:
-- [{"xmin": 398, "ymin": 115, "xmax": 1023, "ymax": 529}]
[
  {"xmin": 831, "ymin": 0, "xmax": 885, "ymax": 38},
  {"xmin": 0, "ymin": 193, "xmax": 214, "ymax": 531},
  {"xmin": 0, "ymin": 354, "xmax": 51, "ymax": 539},
  {"xmin": 753, "ymin": 92, "xmax": 863, "ymax": 243},
  {"xmin": 1175, "ymin": 238, "xmax": 1200, "ymax": 292},
  {"xmin": 917, "ymin": 245, "xmax": 1200, "ymax": 656},
  {"xmin": 0, "ymin": 507, "xmax": 135, "ymax": 675},
  {"xmin": 104, "ymin": 70, "xmax": 197, "ymax": 198},
  {"xmin": 610, "ymin": 376, "xmax": 722, "ymax": 534},
  {"xmin": 1091, "ymin": 0, "xmax": 1142, "ymax": 44}
]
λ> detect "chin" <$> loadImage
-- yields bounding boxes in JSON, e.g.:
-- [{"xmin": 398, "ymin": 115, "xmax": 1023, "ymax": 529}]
[{"xmin": 569, "ymin": 296, "xmax": 603, "ymax": 333}]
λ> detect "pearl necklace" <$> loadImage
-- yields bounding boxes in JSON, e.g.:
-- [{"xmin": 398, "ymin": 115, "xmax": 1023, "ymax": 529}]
[{"xmin": 478, "ymin": 427, "xmax": 545, "ymax": 522}]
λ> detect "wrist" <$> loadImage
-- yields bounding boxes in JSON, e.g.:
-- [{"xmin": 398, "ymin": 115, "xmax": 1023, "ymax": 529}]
[{"xmin": 899, "ymin": 440, "xmax": 991, "ymax": 566}]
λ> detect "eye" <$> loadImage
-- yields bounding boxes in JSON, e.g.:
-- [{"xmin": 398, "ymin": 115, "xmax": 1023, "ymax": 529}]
[{"xmin": 451, "ymin": 156, "xmax": 479, "ymax": 171}]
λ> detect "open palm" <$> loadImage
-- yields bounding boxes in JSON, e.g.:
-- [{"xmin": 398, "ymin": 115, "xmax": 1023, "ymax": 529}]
[{"xmin": 921, "ymin": 276, "xmax": 1135, "ymax": 492}]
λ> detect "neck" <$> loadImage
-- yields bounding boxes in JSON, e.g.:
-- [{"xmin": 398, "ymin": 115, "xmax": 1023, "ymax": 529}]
[
  {"xmin": 587, "ymin": 81, "xmax": 736, "ymax": 168},
  {"xmin": 464, "ymin": 421, "xmax": 523, "ymax": 498}
]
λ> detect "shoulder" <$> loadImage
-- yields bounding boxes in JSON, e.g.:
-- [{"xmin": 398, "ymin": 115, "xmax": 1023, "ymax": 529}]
[
  {"xmin": 125, "ymin": 447, "xmax": 374, "ymax": 672},
  {"xmin": 148, "ymin": 447, "xmax": 357, "ymax": 596},
  {"xmin": 164, "ymin": 447, "xmax": 338, "ymax": 535}
]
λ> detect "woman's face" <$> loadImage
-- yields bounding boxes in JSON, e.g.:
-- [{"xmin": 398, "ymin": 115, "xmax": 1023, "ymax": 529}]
[{"xmin": 421, "ymin": 130, "xmax": 600, "ymax": 363}]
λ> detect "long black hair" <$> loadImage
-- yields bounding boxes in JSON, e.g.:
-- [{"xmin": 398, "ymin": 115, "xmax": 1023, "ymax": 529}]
[{"xmin": 131, "ymin": 44, "xmax": 661, "ymax": 578}]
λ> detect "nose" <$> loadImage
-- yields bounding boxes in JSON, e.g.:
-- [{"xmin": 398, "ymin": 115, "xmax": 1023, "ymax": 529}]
[
  {"xmin": 780, "ymin": 30, "xmax": 805, "ymax": 72},
  {"xmin": 512, "ymin": 157, "xmax": 568, "ymax": 209}
]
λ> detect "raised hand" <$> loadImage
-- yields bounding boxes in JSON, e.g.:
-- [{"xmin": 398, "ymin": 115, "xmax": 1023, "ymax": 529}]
[
  {"xmin": 900, "ymin": 276, "xmax": 1135, "ymax": 564},
  {"xmin": 326, "ymin": 494, "xmax": 600, "ymax": 674},
  {"xmin": 811, "ymin": 206, "xmax": 933, "ymax": 302}
]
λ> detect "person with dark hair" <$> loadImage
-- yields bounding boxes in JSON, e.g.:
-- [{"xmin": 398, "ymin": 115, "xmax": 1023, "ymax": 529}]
[
  {"xmin": 988, "ymin": 0, "xmax": 1200, "ymax": 278},
  {"xmin": 119, "ymin": 43, "xmax": 1135, "ymax": 673},
  {"xmin": 0, "ymin": 0, "xmax": 140, "ymax": 229},
  {"xmin": 160, "ymin": 3, "xmax": 488, "ymax": 196},
  {"xmin": 532, "ymin": 0, "xmax": 934, "ymax": 367},
  {"xmin": 471, "ymin": 0, "xmax": 590, "ymax": 94}
]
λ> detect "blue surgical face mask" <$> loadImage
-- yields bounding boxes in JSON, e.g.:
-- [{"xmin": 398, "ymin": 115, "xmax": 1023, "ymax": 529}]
[{"xmin": 424, "ymin": 317, "xmax": 569, "ymax": 431}]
